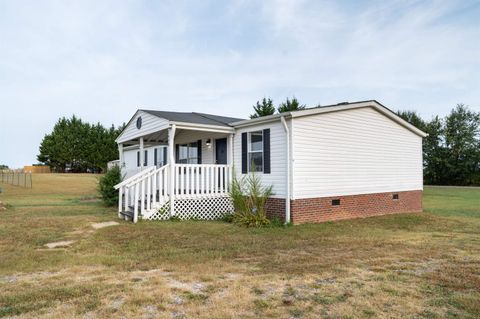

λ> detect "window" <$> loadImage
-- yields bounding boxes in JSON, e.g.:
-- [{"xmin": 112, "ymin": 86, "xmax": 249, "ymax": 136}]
[
  {"xmin": 332, "ymin": 199, "xmax": 341, "ymax": 206},
  {"xmin": 392, "ymin": 194, "xmax": 399, "ymax": 200},
  {"xmin": 154, "ymin": 148, "xmax": 158, "ymax": 166},
  {"xmin": 178, "ymin": 142, "xmax": 199, "ymax": 164},
  {"xmin": 144, "ymin": 150, "xmax": 148, "ymax": 166},
  {"xmin": 137, "ymin": 151, "xmax": 140, "ymax": 167},
  {"xmin": 248, "ymin": 131, "xmax": 263, "ymax": 172}
]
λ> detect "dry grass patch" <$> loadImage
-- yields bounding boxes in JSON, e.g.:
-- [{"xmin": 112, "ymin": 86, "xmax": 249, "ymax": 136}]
[{"xmin": 0, "ymin": 175, "xmax": 479, "ymax": 318}]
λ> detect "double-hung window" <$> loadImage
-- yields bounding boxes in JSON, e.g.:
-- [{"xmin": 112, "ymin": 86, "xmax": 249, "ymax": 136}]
[
  {"xmin": 248, "ymin": 131, "xmax": 263, "ymax": 172},
  {"xmin": 178, "ymin": 142, "xmax": 199, "ymax": 164}
]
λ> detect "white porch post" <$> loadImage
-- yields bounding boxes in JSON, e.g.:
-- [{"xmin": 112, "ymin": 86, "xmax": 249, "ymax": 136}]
[
  {"xmin": 118, "ymin": 143, "xmax": 124, "ymax": 167},
  {"xmin": 228, "ymin": 133, "xmax": 234, "ymax": 189},
  {"xmin": 168, "ymin": 125, "xmax": 176, "ymax": 216},
  {"xmin": 117, "ymin": 143, "xmax": 124, "ymax": 218},
  {"xmin": 139, "ymin": 137, "xmax": 144, "ymax": 171}
]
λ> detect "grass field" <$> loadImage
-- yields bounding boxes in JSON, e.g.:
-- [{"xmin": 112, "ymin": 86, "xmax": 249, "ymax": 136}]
[{"xmin": 0, "ymin": 174, "xmax": 479, "ymax": 318}]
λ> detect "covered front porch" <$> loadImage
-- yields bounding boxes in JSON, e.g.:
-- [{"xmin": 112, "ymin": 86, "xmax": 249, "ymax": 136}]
[{"xmin": 115, "ymin": 120, "xmax": 235, "ymax": 222}]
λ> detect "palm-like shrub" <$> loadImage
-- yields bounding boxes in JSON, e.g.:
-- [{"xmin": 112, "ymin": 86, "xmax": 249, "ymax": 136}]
[{"xmin": 229, "ymin": 172, "xmax": 273, "ymax": 227}]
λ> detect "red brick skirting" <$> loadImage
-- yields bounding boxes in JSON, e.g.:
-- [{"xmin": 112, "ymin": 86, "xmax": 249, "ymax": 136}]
[
  {"xmin": 265, "ymin": 197, "xmax": 286, "ymax": 221},
  {"xmin": 265, "ymin": 190, "xmax": 422, "ymax": 225}
]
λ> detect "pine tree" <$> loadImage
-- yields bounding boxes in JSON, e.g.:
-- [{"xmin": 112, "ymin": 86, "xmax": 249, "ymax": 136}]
[
  {"xmin": 277, "ymin": 97, "xmax": 306, "ymax": 113},
  {"xmin": 250, "ymin": 98, "xmax": 276, "ymax": 119}
]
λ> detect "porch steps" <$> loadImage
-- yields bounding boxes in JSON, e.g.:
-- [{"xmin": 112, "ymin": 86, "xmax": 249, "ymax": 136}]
[
  {"xmin": 120, "ymin": 210, "xmax": 134, "ymax": 221},
  {"xmin": 119, "ymin": 201, "xmax": 163, "ymax": 222}
]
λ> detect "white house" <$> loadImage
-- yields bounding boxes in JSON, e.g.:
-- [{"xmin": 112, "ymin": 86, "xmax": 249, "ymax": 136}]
[{"xmin": 114, "ymin": 100, "xmax": 426, "ymax": 224}]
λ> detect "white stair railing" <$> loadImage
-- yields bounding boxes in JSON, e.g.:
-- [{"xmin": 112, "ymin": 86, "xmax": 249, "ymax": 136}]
[
  {"xmin": 123, "ymin": 164, "xmax": 170, "ymax": 222},
  {"xmin": 114, "ymin": 166, "xmax": 156, "ymax": 219},
  {"xmin": 117, "ymin": 164, "xmax": 232, "ymax": 223}
]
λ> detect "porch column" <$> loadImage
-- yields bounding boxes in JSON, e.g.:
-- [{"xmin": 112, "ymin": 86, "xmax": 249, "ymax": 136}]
[
  {"xmin": 118, "ymin": 143, "xmax": 124, "ymax": 218},
  {"xmin": 139, "ymin": 137, "xmax": 144, "ymax": 171},
  {"xmin": 118, "ymin": 143, "xmax": 124, "ymax": 168},
  {"xmin": 228, "ymin": 133, "xmax": 234, "ymax": 188},
  {"xmin": 168, "ymin": 125, "xmax": 176, "ymax": 216}
]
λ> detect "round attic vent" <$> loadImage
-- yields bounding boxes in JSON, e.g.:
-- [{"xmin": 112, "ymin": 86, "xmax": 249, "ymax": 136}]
[{"xmin": 136, "ymin": 117, "xmax": 142, "ymax": 129}]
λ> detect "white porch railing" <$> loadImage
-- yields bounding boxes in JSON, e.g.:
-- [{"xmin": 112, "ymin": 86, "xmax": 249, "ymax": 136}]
[
  {"xmin": 116, "ymin": 164, "xmax": 232, "ymax": 223},
  {"xmin": 173, "ymin": 164, "xmax": 231, "ymax": 198}
]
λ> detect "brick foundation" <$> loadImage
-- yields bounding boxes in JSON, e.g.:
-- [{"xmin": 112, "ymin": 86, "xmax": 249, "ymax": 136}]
[
  {"xmin": 265, "ymin": 197, "xmax": 286, "ymax": 222},
  {"xmin": 265, "ymin": 190, "xmax": 423, "ymax": 225}
]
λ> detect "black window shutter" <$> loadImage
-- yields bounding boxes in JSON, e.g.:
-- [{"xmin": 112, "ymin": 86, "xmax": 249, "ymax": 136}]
[
  {"xmin": 154, "ymin": 149, "xmax": 158, "ymax": 165},
  {"xmin": 163, "ymin": 147, "xmax": 167, "ymax": 165},
  {"xmin": 263, "ymin": 129, "xmax": 271, "ymax": 174},
  {"xmin": 137, "ymin": 151, "xmax": 140, "ymax": 167},
  {"xmin": 144, "ymin": 150, "xmax": 148, "ymax": 166},
  {"xmin": 175, "ymin": 144, "xmax": 179, "ymax": 163},
  {"xmin": 241, "ymin": 132, "xmax": 247, "ymax": 174},
  {"xmin": 197, "ymin": 140, "xmax": 202, "ymax": 164}
]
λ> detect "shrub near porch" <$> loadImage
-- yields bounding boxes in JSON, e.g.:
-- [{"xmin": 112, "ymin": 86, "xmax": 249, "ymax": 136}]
[{"xmin": 0, "ymin": 175, "xmax": 479, "ymax": 318}]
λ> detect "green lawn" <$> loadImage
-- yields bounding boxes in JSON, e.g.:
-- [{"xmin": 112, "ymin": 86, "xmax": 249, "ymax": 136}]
[{"xmin": 0, "ymin": 174, "xmax": 479, "ymax": 318}]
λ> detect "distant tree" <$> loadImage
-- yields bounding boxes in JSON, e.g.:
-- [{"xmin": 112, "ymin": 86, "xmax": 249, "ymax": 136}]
[
  {"xmin": 250, "ymin": 98, "xmax": 276, "ymax": 119},
  {"xmin": 443, "ymin": 104, "xmax": 480, "ymax": 185},
  {"xmin": 277, "ymin": 97, "xmax": 306, "ymax": 113},
  {"xmin": 397, "ymin": 110, "xmax": 427, "ymax": 132},
  {"xmin": 37, "ymin": 115, "xmax": 123, "ymax": 173},
  {"xmin": 423, "ymin": 116, "xmax": 448, "ymax": 185},
  {"xmin": 0, "ymin": 164, "xmax": 8, "ymax": 170},
  {"xmin": 397, "ymin": 104, "xmax": 480, "ymax": 186}
]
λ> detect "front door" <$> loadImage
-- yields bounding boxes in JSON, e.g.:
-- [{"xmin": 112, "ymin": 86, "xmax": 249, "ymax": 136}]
[{"xmin": 215, "ymin": 138, "xmax": 227, "ymax": 164}]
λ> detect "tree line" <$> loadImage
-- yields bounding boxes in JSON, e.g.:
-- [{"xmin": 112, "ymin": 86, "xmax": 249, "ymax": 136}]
[
  {"xmin": 397, "ymin": 104, "xmax": 480, "ymax": 186},
  {"xmin": 251, "ymin": 97, "xmax": 480, "ymax": 186},
  {"xmin": 37, "ymin": 116, "xmax": 125, "ymax": 173}
]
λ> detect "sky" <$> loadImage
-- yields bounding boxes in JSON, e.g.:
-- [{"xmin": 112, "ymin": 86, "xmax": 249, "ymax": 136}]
[{"xmin": 0, "ymin": 0, "xmax": 479, "ymax": 168}]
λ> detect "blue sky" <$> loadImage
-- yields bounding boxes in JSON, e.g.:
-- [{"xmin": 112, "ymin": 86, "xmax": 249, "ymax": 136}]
[{"xmin": 0, "ymin": 0, "xmax": 479, "ymax": 168}]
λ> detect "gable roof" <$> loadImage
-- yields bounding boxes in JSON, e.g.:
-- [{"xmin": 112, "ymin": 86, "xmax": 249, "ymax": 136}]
[
  {"xmin": 141, "ymin": 110, "xmax": 243, "ymax": 127},
  {"xmin": 231, "ymin": 100, "xmax": 428, "ymax": 137}
]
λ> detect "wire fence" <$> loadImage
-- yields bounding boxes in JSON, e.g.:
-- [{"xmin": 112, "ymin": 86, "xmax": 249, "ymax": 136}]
[{"xmin": 0, "ymin": 170, "xmax": 33, "ymax": 188}]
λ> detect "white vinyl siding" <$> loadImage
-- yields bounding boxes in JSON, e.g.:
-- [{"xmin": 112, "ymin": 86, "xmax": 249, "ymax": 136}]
[
  {"xmin": 117, "ymin": 110, "xmax": 169, "ymax": 143},
  {"xmin": 122, "ymin": 145, "xmax": 165, "ymax": 178},
  {"xmin": 292, "ymin": 106, "xmax": 423, "ymax": 199},
  {"xmin": 174, "ymin": 129, "xmax": 229, "ymax": 164},
  {"xmin": 234, "ymin": 121, "xmax": 287, "ymax": 198}
]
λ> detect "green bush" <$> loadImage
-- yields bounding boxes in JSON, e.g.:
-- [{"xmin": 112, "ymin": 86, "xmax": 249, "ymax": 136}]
[
  {"xmin": 221, "ymin": 213, "xmax": 234, "ymax": 223},
  {"xmin": 229, "ymin": 172, "xmax": 273, "ymax": 227},
  {"xmin": 98, "ymin": 166, "xmax": 121, "ymax": 206}
]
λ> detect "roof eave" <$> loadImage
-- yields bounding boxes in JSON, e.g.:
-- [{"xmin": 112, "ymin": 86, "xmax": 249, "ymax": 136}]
[
  {"xmin": 170, "ymin": 121, "xmax": 235, "ymax": 133},
  {"xmin": 231, "ymin": 113, "xmax": 292, "ymax": 128}
]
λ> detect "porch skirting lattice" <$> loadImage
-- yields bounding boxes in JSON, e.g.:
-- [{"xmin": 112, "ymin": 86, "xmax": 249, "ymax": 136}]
[{"xmin": 144, "ymin": 196, "xmax": 234, "ymax": 221}]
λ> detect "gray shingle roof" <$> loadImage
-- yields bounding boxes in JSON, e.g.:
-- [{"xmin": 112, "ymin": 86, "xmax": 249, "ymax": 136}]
[{"xmin": 141, "ymin": 110, "xmax": 244, "ymax": 127}]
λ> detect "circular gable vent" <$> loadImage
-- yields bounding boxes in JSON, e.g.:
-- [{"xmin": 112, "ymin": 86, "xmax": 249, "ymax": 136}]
[{"xmin": 136, "ymin": 117, "xmax": 142, "ymax": 129}]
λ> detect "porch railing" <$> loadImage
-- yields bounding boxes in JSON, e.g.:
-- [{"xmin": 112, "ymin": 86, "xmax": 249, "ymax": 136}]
[
  {"xmin": 173, "ymin": 164, "xmax": 231, "ymax": 198},
  {"xmin": 116, "ymin": 164, "xmax": 232, "ymax": 222}
]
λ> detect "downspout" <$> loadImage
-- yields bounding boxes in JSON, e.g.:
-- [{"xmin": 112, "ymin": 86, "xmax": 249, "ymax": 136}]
[{"xmin": 280, "ymin": 116, "xmax": 291, "ymax": 224}]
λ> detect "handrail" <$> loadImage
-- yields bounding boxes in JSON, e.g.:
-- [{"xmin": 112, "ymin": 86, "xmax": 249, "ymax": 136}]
[
  {"xmin": 114, "ymin": 166, "xmax": 155, "ymax": 189},
  {"xmin": 118, "ymin": 163, "xmax": 233, "ymax": 223},
  {"xmin": 126, "ymin": 164, "xmax": 170, "ymax": 188}
]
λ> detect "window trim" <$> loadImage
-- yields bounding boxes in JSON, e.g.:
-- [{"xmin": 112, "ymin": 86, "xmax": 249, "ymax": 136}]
[{"xmin": 247, "ymin": 130, "xmax": 264, "ymax": 173}]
